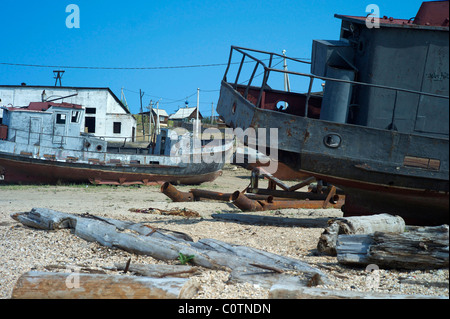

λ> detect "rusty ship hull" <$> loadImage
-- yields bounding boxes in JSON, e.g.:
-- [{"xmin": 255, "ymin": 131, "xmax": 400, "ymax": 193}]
[
  {"xmin": 0, "ymin": 151, "xmax": 224, "ymax": 185},
  {"xmin": 216, "ymin": 1, "xmax": 449, "ymax": 225},
  {"xmin": 217, "ymin": 81, "xmax": 448, "ymax": 225}
]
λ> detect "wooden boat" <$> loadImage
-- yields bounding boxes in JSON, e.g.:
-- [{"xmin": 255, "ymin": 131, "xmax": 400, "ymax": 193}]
[{"xmin": 0, "ymin": 101, "xmax": 232, "ymax": 185}]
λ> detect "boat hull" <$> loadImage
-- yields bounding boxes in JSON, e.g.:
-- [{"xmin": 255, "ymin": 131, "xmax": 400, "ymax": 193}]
[
  {"xmin": 0, "ymin": 152, "xmax": 223, "ymax": 185},
  {"xmin": 217, "ymin": 81, "xmax": 449, "ymax": 225}
]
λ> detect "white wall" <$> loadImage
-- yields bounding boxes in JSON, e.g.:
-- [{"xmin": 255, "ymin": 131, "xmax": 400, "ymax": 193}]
[{"xmin": 0, "ymin": 86, "xmax": 136, "ymax": 141}]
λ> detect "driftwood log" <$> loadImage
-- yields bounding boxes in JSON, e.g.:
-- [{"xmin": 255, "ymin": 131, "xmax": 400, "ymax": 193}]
[
  {"xmin": 11, "ymin": 208, "xmax": 330, "ymax": 287},
  {"xmin": 336, "ymin": 225, "xmax": 449, "ymax": 269},
  {"xmin": 112, "ymin": 263, "xmax": 200, "ymax": 278},
  {"xmin": 212, "ymin": 213, "xmax": 329, "ymax": 228},
  {"xmin": 12, "ymin": 271, "xmax": 199, "ymax": 299},
  {"xmin": 317, "ymin": 214, "xmax": 406, "ymax": 255},
  {"xmin": 268, "ymin": 277, "xmax": 447, "ymax": 299}
]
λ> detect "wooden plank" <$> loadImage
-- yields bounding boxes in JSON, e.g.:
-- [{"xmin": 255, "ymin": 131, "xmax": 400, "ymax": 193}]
[
  {"xmin": 12, "ymin": 271, "xmax": 199, "ymax": 299},
  {"xmin": 403, "ymin": 155, "xmax": 430, "ymax": 169}
]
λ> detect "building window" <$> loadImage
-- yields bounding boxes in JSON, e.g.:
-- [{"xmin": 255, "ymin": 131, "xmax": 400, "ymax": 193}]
[
  {"xmin": 71, "ymin": 111, "xmax": 80, "ymax": 123},
  {"xmin": 113, "ymin": 122, "xmax": 121, "ymax": 134},
  {"xmin": 86, "ymin": 108, "xmax": 96, "ymax": 114},
  {"xmin": 56, "ymin": 113, "xmax": 66, "ymax": 124}
]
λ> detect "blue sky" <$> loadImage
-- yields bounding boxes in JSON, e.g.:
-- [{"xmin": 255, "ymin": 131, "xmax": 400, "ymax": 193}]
[{"xmin": 0, "ymin": 0, "xmax": 425, "ymax": 116}]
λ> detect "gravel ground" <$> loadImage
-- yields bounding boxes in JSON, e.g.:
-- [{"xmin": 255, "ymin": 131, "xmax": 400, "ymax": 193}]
[{"xmin": 0, "ymin": 165, "xmax": 448, "ymax": 299}]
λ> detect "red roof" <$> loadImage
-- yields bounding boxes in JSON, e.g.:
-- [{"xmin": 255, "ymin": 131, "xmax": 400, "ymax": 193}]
[
  {"xmin": 336, "ymin": 1, "xmax": 449, "ymax": 29},
  {"xmin": 7, "ymin": 101, "xmax": 83, "ymax": 112}
]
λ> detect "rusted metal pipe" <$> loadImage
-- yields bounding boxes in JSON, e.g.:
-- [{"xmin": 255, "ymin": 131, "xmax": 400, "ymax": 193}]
[
  {"xmin": 261, "ymin": 197, "xmax": 345, "ymax": 210},
  {"xmin": 161, "ymin": 182, "xmax": 193, "ymax": 202},
  {"xmin": 231, "ymin": 191, "xmax": 263, "ymax": 211},
  {"xmin": 232, "ymin": 192, "xmax": 345, "ymax": 211},
  {"xmin": 190, "ymin": 189, "xmax": 233, "ymax": 202}
]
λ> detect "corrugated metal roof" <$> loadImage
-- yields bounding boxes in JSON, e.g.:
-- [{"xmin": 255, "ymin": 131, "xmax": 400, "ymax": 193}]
[
  {"xmin": 169, "ymin": 107, "xmax": 197, "ymax": 120},
  {"xmin": 153, "ymin": 109, "xmax": 169, "ymax": 117},
  {"xmin": 0, "ymin": 85, "xmax": 131, "ymax": 114}
]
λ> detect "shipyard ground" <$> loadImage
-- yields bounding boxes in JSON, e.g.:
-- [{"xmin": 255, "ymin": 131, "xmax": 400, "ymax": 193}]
[{"xmin": 0, "ymin": 164, "xmax": 448, "ymax": 299}]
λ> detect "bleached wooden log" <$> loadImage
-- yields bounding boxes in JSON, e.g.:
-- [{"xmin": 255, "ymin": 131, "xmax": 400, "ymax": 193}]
[
  {"xmin": 227, "ymin": 266, "xmax": 285, "ymax": 289},
  {"xmin": 317, "ymin": 214, "xmax": 406, "ymax": 255},
  {"xmin": 211, "ymin": 213, "xmax": 329, "ymax": 228},
  {"xmin": 12, "ymin": 271, "xmax": 199, "ymax": 299},
  {"xmin": 336, "ymin": 225, "xmax": 449, "ymax": 269},
  {"xmin": 113, "ymin": 263, "xmax": 199, "ymax": 278},
  {"xmin": 269, "ymin": 278, "xmax": 447, "ymax": 299},
  {"xmin": 227, "ymin": 265, "xmax": 323, "ymax": 289},
  {"xmin": 11, "ymin": 208, "xmax": 329, "ymax": 284}
]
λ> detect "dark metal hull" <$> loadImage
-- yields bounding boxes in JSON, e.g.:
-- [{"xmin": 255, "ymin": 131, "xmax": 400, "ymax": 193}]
[
  {"xmin": 217, "ymin": 81, "xmax": 449, "ymax": 225},
  {"xmin": 0, "ymin": 151, "xmax": 224, "ymax": 185}
]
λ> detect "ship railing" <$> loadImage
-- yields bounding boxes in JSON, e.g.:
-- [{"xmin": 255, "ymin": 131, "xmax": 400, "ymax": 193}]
[{"xmin": 223, "ymin": 46, "xmax": 449, "ymax": 123}]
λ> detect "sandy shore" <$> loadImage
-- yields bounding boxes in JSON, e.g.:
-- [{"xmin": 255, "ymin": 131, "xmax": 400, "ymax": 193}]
[{"xmin": 0, "ymin": 165, "xmax": 448, "ymax": 299}]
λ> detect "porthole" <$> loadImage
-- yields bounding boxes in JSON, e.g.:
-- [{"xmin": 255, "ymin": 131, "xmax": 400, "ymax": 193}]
[{"xmin": 323, "ymin": 134, "xmax": 342, "ymax": 148}]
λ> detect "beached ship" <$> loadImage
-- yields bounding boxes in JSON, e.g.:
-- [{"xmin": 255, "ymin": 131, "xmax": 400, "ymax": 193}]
[
  {"xmin": 0, "ymin": 101, "xmax": 232, "ymax": 185},
  {"xmin": 216, "ymin": 1, "xmax": 449, "ymax": 225}
]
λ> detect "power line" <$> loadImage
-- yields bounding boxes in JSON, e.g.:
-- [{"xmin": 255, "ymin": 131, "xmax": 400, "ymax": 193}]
[
  {"xmin": 0, "ymin": 56, "xmax": 299, "ymax": 71},
  {"xmin": 0, "ymin": 61, "xmax": 231, "ymax": 70}
]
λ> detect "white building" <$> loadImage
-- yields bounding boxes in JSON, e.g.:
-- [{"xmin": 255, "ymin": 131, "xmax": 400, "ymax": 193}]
[{"xmin": 0, "ymin": 85, "xmax": 137, "ymax": 142}]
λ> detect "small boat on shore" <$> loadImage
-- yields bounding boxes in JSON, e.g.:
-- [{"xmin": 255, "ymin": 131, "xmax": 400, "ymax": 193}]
[{"xmin": 0, "ymin": 101, "xmax": 233, "ymax": 185}]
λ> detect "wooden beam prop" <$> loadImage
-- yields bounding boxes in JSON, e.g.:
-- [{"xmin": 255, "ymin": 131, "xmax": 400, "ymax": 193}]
[
  {"xmin": 12, "ymin": 271, "xmax": 198, "ymax": 299},
  {"xmin": 336, "ymin": 225, "xmax": 449, "ymax": 269},
  {"xmin": 317, "ymin": 214, "xmax": 406, "ymax": 256}
]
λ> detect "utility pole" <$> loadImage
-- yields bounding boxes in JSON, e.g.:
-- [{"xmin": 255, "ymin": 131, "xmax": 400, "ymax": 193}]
[
  {"xmin": 282, "ymin": 50, "xmax": 291, "ymax": 92},
  {"xmin": 148, "ymin": 100, "xmax": 153, "ymax": 142},
  {"xmin": 211, "ymin": 102, "xmax": 214, "ymax": 125},
  {"xmin": 53, "ymin": 70, "xmax": 65, "ymax": 87},
  {"xmin": 196, "ymin": 88, "xmax": 200, "ymax": 133},
  {"xmin": 156, "ymin": 100, "xmax": 161, "ymax": 135},
  {"xmin": 140, "ymin": 89, "xmax": 145, "ymax": 140}
]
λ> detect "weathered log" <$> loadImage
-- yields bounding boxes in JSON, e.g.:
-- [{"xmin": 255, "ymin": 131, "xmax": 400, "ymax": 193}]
[
  {"xmin": 212, "ymin": 213, "xmax": 329, "ymax": 228},
  {"xmin": 112, "ymin": 263, "xmax": 199, "ymax": 278},
  {"xmin": 12, "ymin": 271, "xmax": 199, "ymax": 299},
  {"xmin": 228, "ymin": 266, "xmax": 297, "ymax": 289},
  {"xmin": 317, "ymin": 214, "xmax": 406, "ymax": 255},
  {"xmin": 336, "ymin": 225, "xmax": 449, "ymax": 269},
  {"xmin": 268, "ymin": 278, "xmax": 447, "ymax": 299},
  {"xmin": 12, "ymin": 208, "xmax": 330, "ymax": 285}
]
